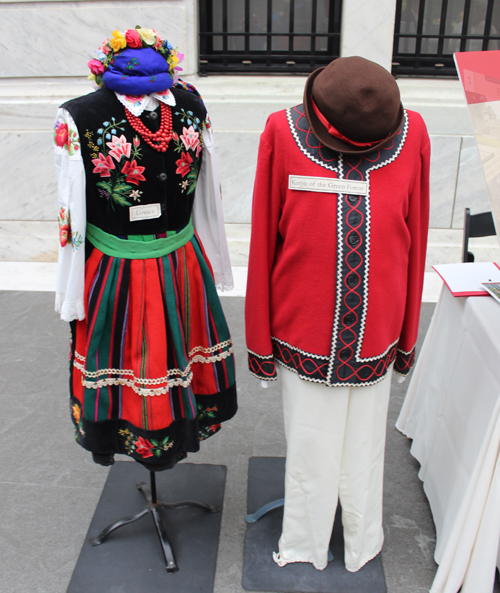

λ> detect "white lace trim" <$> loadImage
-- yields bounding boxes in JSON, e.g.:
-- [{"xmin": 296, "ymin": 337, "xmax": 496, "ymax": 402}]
[
  {"xmin": 272, "ymin": 552, "xmax": 327, "ymax": 571},
  {"xmin": 271, "ymin": 336, "xmax": 329, "ymax": 360},
  {"xmin": 286, "ymin": 108, "xmax": 339, "ymax": 173},
  {"xmin": 214, "ymin": 272, "xmax": 235, "ymax": 292},
  {"xmin": 355, "ymin": 111, "xmax": 409, "ymax": 363},
  {"xmin": 325, "ymin": 111, "xmax": 410, "ymax": 384},
  {"xmin": 56, "ymin": 296, "xmax": 86, "ymax": 322},
  {"xmin": 190, "ymin": 340, "xmax": 232, "ymax": 355},
  {"xmin": 275, "ymin": 356, "xmax": 392, "ymax": 388},
  {"xmin": 74, "ymin": 341, "xmax": 233, "ymax": 396},
  {"xmin": 249, "ymin": 370, "xmax": 277, "ymax": 381},
  {"xmin": 79, "ymin": 373, "xmax": 194, "ymax": 396},
  {"xmin": 285, "ymin": 106, "xmax": 411, "ymax": 376},
  {"xmin": 326, "ymin": 155, "xmax": 345, "ymax": 385},
  {"xmin": 357, "ymin": 337, "xmax": 400, "ymax": 363},
  {"xmin": 397, "ymin": 345, "xmax": 415, "ymax": 356},
  {"xmin": 115, "ymin": 90, "xmax": 176, "ymax": 117},
  {"xmin": 247, "ymin": 348, "xmax": 274, "ymax": 360}
]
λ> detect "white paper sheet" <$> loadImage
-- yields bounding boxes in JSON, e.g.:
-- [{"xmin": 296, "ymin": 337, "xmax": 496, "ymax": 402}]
[{"xmin": 432, "ymin": 262, "xmax": 500, "ymax": 296}]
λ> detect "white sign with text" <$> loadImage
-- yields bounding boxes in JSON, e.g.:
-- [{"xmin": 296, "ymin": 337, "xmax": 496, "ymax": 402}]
[
  {"xmin": 288, "ymin": 175, "xmax": 368, "ymax": 195},
  {"xmin": 129, "ymin": 203, "xmax": 162, "ymax": 222}
]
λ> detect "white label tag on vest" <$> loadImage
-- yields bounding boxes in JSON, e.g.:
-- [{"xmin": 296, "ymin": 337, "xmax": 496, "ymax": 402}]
[
  {"xmin": 129, "ymin": 203, "xmax": 162, "ymax": 222},
  {"xmin": 288, "ymin": 175, "xmax": 368, "ymax": 195}
]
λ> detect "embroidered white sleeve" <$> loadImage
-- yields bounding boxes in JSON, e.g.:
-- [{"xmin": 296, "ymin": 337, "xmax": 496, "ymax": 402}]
[
  {"xmin": 54, "ymin": 107, "xmax": 86, "ymax": 322},
  {"xmin": 192, "ymin": 124, "xmax": 234, "ymax": 291}
]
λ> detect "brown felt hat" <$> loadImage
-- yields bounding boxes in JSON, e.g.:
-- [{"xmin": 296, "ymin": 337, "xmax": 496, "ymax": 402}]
[{"xmin": 303, "ymin": 56, "xmax": 404, "ymax": 155}]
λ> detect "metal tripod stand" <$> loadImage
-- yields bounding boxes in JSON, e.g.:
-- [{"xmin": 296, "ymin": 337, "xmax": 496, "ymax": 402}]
[{"xmin": 89, "ymin": 470, "xmax": 220, "ymax": 572}]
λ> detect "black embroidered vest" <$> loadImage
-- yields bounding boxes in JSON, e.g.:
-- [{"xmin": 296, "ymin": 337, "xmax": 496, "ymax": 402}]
[{"xmin": 63, "ymin": 87, "xmax": 206, "ymax": 235}]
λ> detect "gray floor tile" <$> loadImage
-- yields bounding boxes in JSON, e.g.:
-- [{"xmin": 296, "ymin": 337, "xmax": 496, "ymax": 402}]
[
  {"xmin": 0, "ymin": 481, "xmax": 104, "ymax": 593},
  {"xmin": 1, "ymin": 292, "xmax": 496, "ymax": 593}
]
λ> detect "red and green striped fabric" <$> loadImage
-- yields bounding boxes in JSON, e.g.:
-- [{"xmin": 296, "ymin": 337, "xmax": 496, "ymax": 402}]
[{"xmin": 69, "ymin": 233, "xmax": 237, "ymax": 465}]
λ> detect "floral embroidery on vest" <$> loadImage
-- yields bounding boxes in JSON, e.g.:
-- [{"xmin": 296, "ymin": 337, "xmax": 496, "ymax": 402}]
[
  {"xmin": 54, "ymin": 120, "xmax": 80, "ymax": 156},
  {"xmin": 173, "ymin": 109, "xmax": 203, "ymax": 194},
  {"xmin": 85, "ymin": 118, "xmax": 145, "ymax": 209}
]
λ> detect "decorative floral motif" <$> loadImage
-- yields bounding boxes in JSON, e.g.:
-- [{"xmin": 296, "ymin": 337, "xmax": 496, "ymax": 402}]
[
  {"xmin": 199, "ymin": 423, "xmax": 221, "ymax": 441},
  {"xmin": 129, "ymin": 189, "xmax": 142, "ymax": 202},
  {"xmin": 119, "ymin": 428, "xmax": 174, "ymax": 458},
  {"xmin": 197, "ymin": 404, "xmax": 220, "ymax": 440},
  {"xmin": 176, "ymin": 108, "xmax": 201, "ymax": 128},
  {"xmin": 58, "ymin": 207, "xmax": 84, "ymax": 251},
  {"xmin": 198, "ymin": 404, "xmax": 218, "ymax": 421},
  {"xmin": 179, "ymin": 125, "xmax": 200, "ymax": 152},
  {"xmin": 88, "ymin": 27, "xmax": 184, "ymax": 87},
  {"xmin": 110, "ymin": 29, "xmax": 127, "ymax": 52},
  {"xmin": 107, "ymin": 134, "xmax": 132, "ymax": 161},
  {"xmin": 71, "ymin": 403, "xmax": 85, "ymax": 438},
  {"xmin": 72, "ymin": 403, "xmax": 81, "ymax": 423},
  {"xmin": 92, "ymin": 153, "xmax": 116, "ymax": 177},
  {"xmin": 173, "ymin": 110, "xmax": 204, "ymax": 194},
  {"xmin": 86, "ymin": 119, "xmax": 145, "ymax": 208},
  {"xmin": 84, "ymin": 130, "xmax": 99, "ymax": 159},
  {"xmin": 58, "ymin": 207, "xmax": 70, "ymax": 247},
  {"xmin": 126, "ymin": 57, "xmax": 140, "ymax": 71},
  {"xmin": 135, "ymin": 436, "xmax": 154, "ymax": 458},
  {"xmin": 88, "ymin": 59, "xmax": 105, "ymax": 76},
  {"xmin": 55, "ymin": 122, "xmax": 68, "ymax": 147},
  {"xmin": 125, "ymin": 96, "xmax": 144, "ymax": 107},
  {"xmin": 137, "ymin": 28, "xmax": 157, "ymax": 46},
  {"xmin": 122, "ymin": 159, "xmax": 146, "ymax": 185},
  {"xmin": 54, "ymin": 120, "xmax": 80, "ymax": 156},
  {"xmin": 125, "ymin": 29, "xmax": 142, "ymax": 49},
  {"xmin": 71, "ymin": 231, "xmax": 84, "ymax": 251},
  {"xmin": 175, "ymin": 151, "xmax": 193, "ymax": 178}
]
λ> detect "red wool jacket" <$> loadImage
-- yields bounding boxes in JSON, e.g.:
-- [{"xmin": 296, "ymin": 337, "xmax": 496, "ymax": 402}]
[{"xmin": 245, "ymin": 105, "xmax": 430, "ymax": 386}]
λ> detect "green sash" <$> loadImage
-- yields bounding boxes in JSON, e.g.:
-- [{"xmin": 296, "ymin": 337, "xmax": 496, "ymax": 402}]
[{"xmin": 86, "ymin": 220, "xmax": 194, "ymax": 259}]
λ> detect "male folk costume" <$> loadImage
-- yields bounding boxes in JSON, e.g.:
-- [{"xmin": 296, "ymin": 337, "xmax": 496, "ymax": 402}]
[
  {"xmin": 55, "ymin": 28, "xmax": 236, "ymax": 470},
  {"xmin": 245, "ymin": 57, "xmax": 430, "ymax": 571}
]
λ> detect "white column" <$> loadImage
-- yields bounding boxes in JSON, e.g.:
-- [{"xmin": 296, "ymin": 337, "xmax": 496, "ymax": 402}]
[{"xmin": 340, "ymin": 0, "xmax": 398, "ymax": 72}]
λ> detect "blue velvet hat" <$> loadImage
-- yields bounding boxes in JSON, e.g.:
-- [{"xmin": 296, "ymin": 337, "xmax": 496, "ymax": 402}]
[{"xmin": 102, "ymin": 48, "xmax": 174, "ymax": 95}]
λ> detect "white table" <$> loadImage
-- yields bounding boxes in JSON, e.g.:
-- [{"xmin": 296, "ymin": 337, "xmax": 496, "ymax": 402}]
[{"xmin": 397, "ymin": 287, "xmax": 500, "ymax": 593}]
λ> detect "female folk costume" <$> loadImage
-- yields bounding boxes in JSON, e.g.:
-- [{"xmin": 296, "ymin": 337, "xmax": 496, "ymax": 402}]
[
  {"xmin": 246, "ymin": 58, "xmax": 430, "ymax": 572},
  {"xmin": 55, "ymin": 29, "xmax": 237, "ymax": 468}
]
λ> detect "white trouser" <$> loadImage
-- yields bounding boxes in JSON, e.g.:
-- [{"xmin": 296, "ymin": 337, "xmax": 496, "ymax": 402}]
[{"xmin": 274, "ymin": 364, "xmax": 393, "ymax": 572}]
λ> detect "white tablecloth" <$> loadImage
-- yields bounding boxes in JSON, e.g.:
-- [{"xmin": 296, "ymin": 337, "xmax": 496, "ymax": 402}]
[{"xmin": 397, "ymin": 287, "xmax": 500, "ymax": 593}]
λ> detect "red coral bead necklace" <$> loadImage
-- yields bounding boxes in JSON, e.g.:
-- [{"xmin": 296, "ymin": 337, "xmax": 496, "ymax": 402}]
[{"xmin": 125, "ymin": 102, "xmax": 173, "ymax": 153}]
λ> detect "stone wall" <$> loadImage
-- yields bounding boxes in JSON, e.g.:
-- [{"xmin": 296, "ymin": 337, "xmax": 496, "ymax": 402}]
[
  {"xmin": 0, "ymin": 0, "xmax": 198, "ymax": 262},
  {"xmin": 0, "ymin": 0, "xmax": 199, "ymax": 78},
  {"xmin": 0, "ymin": 0, "xmax": 494, "ymax": 265}
]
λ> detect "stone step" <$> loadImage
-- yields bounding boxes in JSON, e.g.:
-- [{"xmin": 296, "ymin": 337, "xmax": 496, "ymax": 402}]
[
  {"xmin": 2, "ymin": 221, "xmax": 498, "ymax": 271},
  {"xmin": 0, "ymin": 262, "xmax": 445, "ymax": 302},
  {"xmin": 0, "ymin": 75, "xmax": 472, "ymax": 134}
]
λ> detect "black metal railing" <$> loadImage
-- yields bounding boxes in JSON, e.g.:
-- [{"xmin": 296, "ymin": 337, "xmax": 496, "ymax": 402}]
[
  {"xmin": 393, "ymin": 0, "xmax": 500, "ymax": 76},
  {"xmin": 199, "ymin": 0, "xmax": 342, "ymax": 74}
]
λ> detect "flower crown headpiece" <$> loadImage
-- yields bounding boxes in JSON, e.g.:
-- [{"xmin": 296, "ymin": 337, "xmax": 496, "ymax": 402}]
[{"xmin": 88, "ymin": 27, "xmax": 184, "ymax": 87}]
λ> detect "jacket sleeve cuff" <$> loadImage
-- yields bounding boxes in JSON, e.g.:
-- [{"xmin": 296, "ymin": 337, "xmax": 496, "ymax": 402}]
[
  {"xmin": 248, "ymin": 351, "xmax": 277, "ymax": 381},
  {"xmin": 394, "ymin": 346, "xmax": 416, "ymax": 377}
]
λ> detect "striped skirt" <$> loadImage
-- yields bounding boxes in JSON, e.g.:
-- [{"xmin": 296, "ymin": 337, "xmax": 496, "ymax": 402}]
[{"xmin": 69, "ymin": 224, "xmax": 237, "ymax": 466}]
